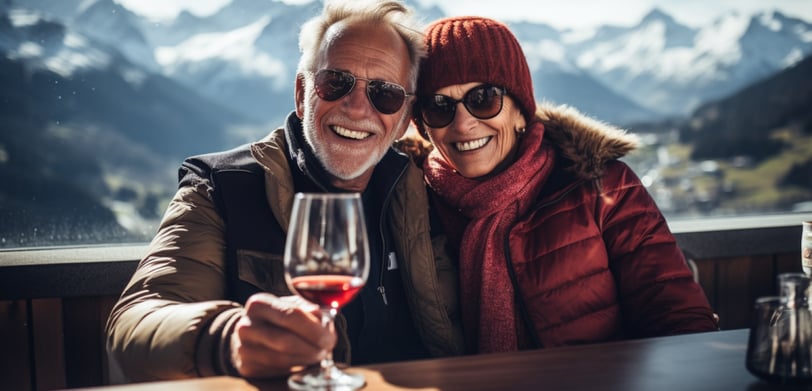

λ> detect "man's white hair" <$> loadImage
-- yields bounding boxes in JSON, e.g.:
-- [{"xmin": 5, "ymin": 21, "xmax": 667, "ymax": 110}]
[{"xmin": 296, "ymin": 0, "xmax": 425, "ymax": 92}]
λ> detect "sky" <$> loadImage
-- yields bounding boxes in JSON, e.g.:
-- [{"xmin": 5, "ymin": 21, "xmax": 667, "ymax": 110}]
[{"xmin": 113, "ymin": 0, "xmax": 812, "ymax": 30}]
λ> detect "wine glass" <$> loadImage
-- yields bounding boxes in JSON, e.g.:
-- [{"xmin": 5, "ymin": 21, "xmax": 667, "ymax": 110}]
[{"xmin": 284, "ymin": 193, "xmax": 370, "ymax": 391}]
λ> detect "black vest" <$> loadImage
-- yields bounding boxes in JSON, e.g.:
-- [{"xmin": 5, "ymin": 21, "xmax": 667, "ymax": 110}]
[{"xmin": 179, "ymin": 143, "xmax": 286, "ymax": 302}]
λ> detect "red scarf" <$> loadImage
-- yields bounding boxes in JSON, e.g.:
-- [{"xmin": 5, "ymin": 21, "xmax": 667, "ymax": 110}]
[{"xmin": 424, "ymin": 122, "xmax": 554, "ymax": 353}]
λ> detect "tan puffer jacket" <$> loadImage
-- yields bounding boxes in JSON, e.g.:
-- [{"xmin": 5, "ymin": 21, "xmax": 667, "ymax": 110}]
[{"xmin": 105, "ymin": 128, "xmax": 465, "ymax": 381}]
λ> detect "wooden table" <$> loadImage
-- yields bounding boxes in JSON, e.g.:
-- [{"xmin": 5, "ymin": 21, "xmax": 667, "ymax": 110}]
[{"xmin": 71, "ymin": 329, "xmax": 810, "ymax": 391}]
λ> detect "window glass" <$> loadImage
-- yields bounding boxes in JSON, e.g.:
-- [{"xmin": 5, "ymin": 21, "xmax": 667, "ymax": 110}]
[{"xmin": 1, "ymin": 1, "xmax": 810, "ymax": 248}]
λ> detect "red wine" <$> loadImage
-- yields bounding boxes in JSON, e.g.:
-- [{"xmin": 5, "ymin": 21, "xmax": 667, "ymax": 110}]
[{"xmin": 291, "ymin": 275, "xmax": 364, "ymax": 309}]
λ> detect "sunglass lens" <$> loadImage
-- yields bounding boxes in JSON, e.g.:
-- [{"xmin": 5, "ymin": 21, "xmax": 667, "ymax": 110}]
[
  {"xmin": 368, "ymin": 81, "xmax": 405, "ymax": 114},
  {"xmin": 465, "ymin": 85, "xmax": 504, "ymax": 119},
  {"xmin": 314, "ymin": 70, "xmax": 354, "ymax": 101},
  {"xmin": 421, "ymin": 95, "xmax": 456, "ymax": 128}
]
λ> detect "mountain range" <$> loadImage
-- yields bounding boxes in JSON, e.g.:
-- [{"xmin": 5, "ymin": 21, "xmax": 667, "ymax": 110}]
[
  {"xmin": 1, "ymin": 0, "xmax": 811, "ymax": 247},
  {"xmin": 7, "ymin": 0, "xmax": 812, "ymax": 126}
]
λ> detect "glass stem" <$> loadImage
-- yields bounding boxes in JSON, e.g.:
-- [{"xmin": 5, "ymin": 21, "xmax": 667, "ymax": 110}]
[{"xmin": 320, "ymin": 308, "xmax": 336, "ymax": 380}]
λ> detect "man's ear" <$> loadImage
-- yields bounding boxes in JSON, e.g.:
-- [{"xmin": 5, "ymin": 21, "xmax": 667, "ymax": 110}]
[{"xmin": 295, "ymin": 73, "xmax": 306, "ymax": 118}]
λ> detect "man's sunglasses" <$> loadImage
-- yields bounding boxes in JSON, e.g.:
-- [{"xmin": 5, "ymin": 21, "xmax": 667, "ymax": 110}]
[
  {"xmin": 313, "ymin": 69, "xmax": 411, "ymax": 115},
  {"xmin": 417, "ymin": 85, "xmax": 506, "ymax": 128}
]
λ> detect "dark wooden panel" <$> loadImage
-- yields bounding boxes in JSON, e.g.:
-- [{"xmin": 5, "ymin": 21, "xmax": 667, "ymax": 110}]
[
  {"xmin": 715, "ymin": 255, "xmax": 774, "ymax": 330},
  {"xmin": 775, "ymin": 252, "xmax": 802, "ymax": 276},
  {"xmin": 31, "ymin": 298, "xmax": 66, "ymax": 391},
  {"xmin": 692, "ymin": 258, "xmax": 716, "ymax": 312},
  {"xmin": 1, "ymin": 300, "xmax": 32, "ymax": 391},
  {"xmin": 63, "ymin": 297, "xmax": 106, "ymax": 388},
  {"xmin": 97, "ymin": 296, "xmax": 118, "ymax": 386}
]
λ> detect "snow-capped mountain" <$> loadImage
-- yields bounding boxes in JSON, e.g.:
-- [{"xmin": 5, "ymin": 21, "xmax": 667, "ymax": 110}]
[
  {"xmin": 5, "ymin": 0, "xmax": 812, "ymax": 125},
  {"xmin": 2, "ymin": 8, "xmax": 117, "ymax": 78},
  {"xmin": 573, "ymin": 9, "xmax": 812, "ymax": 115},
  {"xmin": 1, "ymin": 6, "xmax": 262, "ymax": 245},
  {"xmin": 4, "ymin": 0, "xmax": 160, "ymax": 71},
  {"xmin": 74, "ymin": 0, "xmax": 159, "ymax": 71},
  {"xmin": 0, "ymin": 7, "xmax": 251, "ymax": 158},
  {"xmin": 511, "ymin": 21, "xmax": 657, "ymax": 123},
  {"xmin": 151, "ymin": 0, "xmax": 321, "ymax": 124}
]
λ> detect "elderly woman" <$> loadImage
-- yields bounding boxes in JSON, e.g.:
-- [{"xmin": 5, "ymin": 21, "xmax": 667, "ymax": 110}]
[{"xmin": 410, "ymin": 16, "xmax": 718, "ymax": 354}]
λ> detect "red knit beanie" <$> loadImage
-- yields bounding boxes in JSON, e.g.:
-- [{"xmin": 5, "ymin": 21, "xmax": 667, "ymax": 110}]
[{"xmin": 414, "ymin": 16, "xmax": 536, "ymax": 138}]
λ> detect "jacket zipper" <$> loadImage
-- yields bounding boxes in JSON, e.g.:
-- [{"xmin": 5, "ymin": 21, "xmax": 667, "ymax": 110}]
[{"xmin": 375, "ymin": 159, "xmax": 409, "ymax": 306}]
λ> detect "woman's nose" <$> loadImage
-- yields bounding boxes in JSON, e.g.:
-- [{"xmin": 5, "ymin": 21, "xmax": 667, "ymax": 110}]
[{"xmin": 449, "ymin": 102, "xmax": 478, "ymax": 132}]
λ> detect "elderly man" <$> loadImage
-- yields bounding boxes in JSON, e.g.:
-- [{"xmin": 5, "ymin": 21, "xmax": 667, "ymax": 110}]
[{"xmin": 106, "ymin": 0, "xmax": 464, "ymax": 382}]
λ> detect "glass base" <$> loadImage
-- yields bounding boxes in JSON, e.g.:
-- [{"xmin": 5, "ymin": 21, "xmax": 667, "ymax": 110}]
[{"xmin": 288, "ymin": 365, "xmax": 365, "ymax": 391}]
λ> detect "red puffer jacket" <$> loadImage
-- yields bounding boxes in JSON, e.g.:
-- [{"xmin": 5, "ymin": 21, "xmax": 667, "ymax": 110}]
[
  {"xmin": 423, "ymin": 103, "xmax": 718, "ymax": 350},
  {"xmin": 511, "ymin": 158, "xmax": 716, "ymax": 347}
]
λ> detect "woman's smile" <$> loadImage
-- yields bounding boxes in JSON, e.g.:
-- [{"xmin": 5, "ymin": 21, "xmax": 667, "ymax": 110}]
[{"xmin": 454, "ymin": 136, "xmax": 492, "ymax": 152}]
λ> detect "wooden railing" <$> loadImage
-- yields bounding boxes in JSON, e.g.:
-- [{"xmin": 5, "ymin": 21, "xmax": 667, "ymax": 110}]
[
  {"xmin": 0, "ymin": 245, "xmax": 143, "ymax": 390},
  {"xmin": 1, "ymin": 214, "xmax": 809, "ymax": 390}
]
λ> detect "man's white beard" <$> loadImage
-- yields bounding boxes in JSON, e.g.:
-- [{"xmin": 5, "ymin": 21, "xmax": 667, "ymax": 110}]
[{"xmin": 301, "ymin": 93, "xmax": 408, "ymax": 181}]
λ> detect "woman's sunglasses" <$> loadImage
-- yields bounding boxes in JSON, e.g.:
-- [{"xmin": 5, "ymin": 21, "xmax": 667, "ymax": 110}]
[
  {"xmin": 417, "ymin": 85, "xmax": 506, "ymax": 128},
  {"xmin": 313, "ymin": 69, "xmax": 411, "ymax": 115}
]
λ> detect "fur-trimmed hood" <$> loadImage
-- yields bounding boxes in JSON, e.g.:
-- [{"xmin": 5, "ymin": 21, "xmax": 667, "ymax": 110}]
[
  {"xmin": 397, "ymin": 102, "xmax": 640, "ymax": 179},
  {"xmin": 537, "ymin": 103, "xmax": 639, "ymax": 179}
]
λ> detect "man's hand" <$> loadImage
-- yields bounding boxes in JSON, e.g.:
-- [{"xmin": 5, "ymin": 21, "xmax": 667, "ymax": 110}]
[{"xmin": 229, "ymin": 293, "xmax": 334, "ymax": 378}]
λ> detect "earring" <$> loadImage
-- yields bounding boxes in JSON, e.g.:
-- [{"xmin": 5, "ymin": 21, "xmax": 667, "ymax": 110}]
[{"xmin": 516, "ymin": 127, "xmax": 526, "ymax": 135}]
